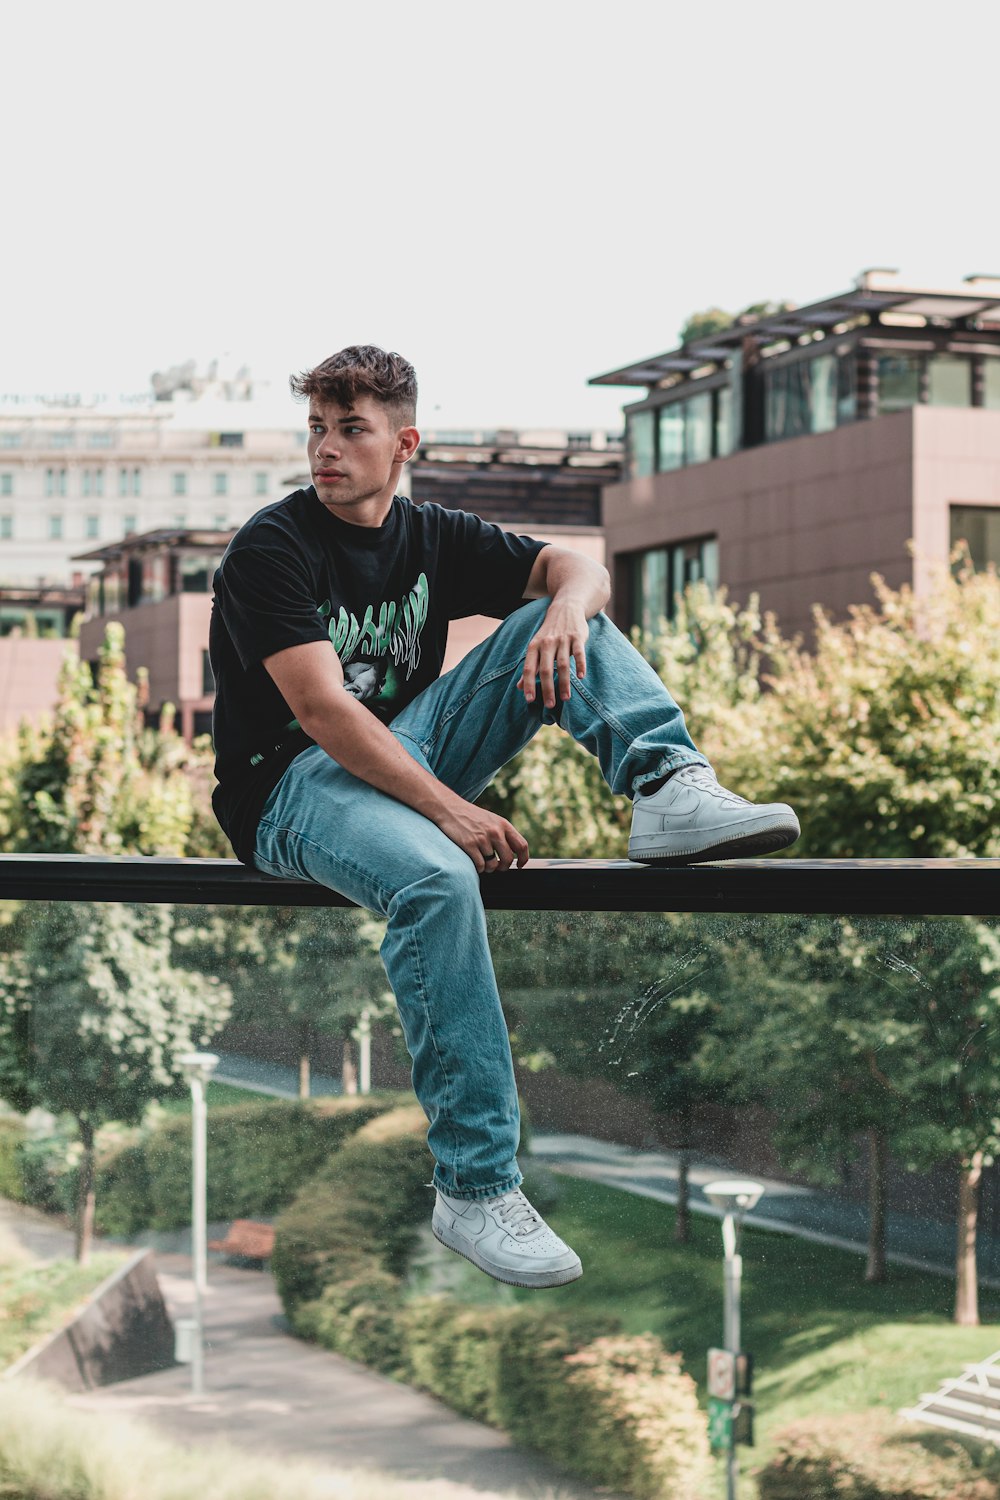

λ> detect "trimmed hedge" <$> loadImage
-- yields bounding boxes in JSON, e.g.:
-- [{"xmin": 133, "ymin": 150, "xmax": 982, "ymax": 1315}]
[
  {"xmin": 1, "ymin": 1095, "xmax": 405, "ymax": 1235},
  {"xmin": 274, "ymin": 1104, "xmax": 713, "ymax": 1500},
  {"xmin": 758, "ymin": 1409, "xmax": 1000, "ymax": 1500}
]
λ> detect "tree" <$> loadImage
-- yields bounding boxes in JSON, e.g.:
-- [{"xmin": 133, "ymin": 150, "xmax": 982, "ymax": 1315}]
[
  {"xmin": 679, "ymin": 308, "xmax": 734, "ymax": 345},
  {"xmin": 730, "ymin": 552, "xmax": 1000, "ymax": 858},
  {"xmin": 0, "ymin": 902, "xmax": 230, "ymax": 1261},
  {"xmin": 0, "ymin": 623, "xmax": 230, "ymax": 1260}
]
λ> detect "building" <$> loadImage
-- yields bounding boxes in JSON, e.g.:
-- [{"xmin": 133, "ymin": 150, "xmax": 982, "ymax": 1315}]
[
  {"xmin": 76, "ymin": 429, "xmax": 620, "ymax": 739},
  {"xmin": 592, "ymin": 270, "xmax": 1000, "ymax": 640},
  {"xmin": 75, "ymin": 529, "xmax": 229, "ymax": 742},
  {"xmin": 0, "ymin": 385, "xmax": 306, "ymax": 588}
]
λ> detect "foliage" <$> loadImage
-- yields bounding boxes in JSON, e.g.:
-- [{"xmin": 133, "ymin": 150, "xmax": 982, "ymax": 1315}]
[
  {"xmin": 96, "ymin": 1094, "xmax": 394, "ymax": 1235},
  {"xmin": 745, "ymin": 554, "xmax": 1000, "ymax": 858},
  {"xmin": 2, "ymin": 626, "xmax": 195, "ymax": 856},
  {"xmin": 272, "ymin": 1104, "xmax": 433, "ymax": 1311},
  {"xmin": 758, "ymin": 1409, "xmax": 1000, "ymax": 1500},
  {"xmin": 278, "ymin": 1108, "xmax": 712, "ymax": 1500},
  {"xmin": 679, "ymin": 306, "xmax": 734, "ymax": 344},
  {"xmin": 0, "ymin": 1377, "xmax": 427, "ymax": 1500}
]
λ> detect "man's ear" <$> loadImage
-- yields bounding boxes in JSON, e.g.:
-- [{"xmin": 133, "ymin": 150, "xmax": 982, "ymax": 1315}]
[{"xmin": 395, "ymin": 426, "xmax": 420, "ymax": 463}]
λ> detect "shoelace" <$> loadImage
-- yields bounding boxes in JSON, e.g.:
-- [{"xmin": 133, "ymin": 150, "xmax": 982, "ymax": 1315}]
[
  {"xmin": 676, "ymin": 767, "xmax": 751, "ymax": 807},
  {"xmin": 488, "ymin": 1189, "xmax": 544, "ymax": 1236}
]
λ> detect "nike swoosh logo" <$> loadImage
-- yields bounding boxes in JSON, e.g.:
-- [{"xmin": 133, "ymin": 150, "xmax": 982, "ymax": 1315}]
[{"xmin": 456, "ymin": 1204, "xmax": 487, "ymax": 1236}]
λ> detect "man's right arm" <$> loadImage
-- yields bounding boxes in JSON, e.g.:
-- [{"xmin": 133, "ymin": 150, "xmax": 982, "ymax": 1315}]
[{"xmin": 262, "ymin": 641, "xmax": 529, "ymax": 874}]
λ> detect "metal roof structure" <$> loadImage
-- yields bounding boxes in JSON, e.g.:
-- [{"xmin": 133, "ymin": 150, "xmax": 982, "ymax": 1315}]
[
  {"xmin": 71, "ymin": 527, "xmax": 234, "ymax": 564},
  {"xmin": 590, "ymin": 272, "xmax": 1000, "ymax": 388}
]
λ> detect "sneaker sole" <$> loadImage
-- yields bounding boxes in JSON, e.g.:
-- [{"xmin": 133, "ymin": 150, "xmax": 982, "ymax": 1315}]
[
  {"xmin": 628, "ymin": 816, "xmax": 800, "ymax": 866},
  {"xmin": 432, "ymin": 1220, "xmax": 583, "ymax": 1290}
]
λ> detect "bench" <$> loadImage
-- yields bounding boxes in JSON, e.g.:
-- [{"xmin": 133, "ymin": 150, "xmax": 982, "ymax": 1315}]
[{"xmin": 208, "ymin": 1219, "xmax": 275, "ymax": 1262}]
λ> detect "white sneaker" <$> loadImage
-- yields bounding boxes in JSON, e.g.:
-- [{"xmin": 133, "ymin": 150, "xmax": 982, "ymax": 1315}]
[
  {"xmin": 628, "ymin": 764, "xmax": 800, "ymax": 864},
  {"xmin": 432, "ymin": 1186, "xmax": 583, "ymax": 1289}
]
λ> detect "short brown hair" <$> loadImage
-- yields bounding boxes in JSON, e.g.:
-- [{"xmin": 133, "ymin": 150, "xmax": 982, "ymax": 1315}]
[{"xmin": 289, "ymin": 345, "xmax": 417, "ymax": 426}]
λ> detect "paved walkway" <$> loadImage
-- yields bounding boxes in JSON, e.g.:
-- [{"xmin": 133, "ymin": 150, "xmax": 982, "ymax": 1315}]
[
  {"xmin": 532, "ymin": 1132, "xmax": 1000, "ymax": 1287},
  {"xmin": 1, "ymin": 1198, "xmax": 619, "ymax": 1500}
]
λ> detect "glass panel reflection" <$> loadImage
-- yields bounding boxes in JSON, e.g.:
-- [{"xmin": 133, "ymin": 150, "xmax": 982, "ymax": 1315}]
[{"xmin": 2, "ymin": 900, "xmax": 999, "ymax": 1498}]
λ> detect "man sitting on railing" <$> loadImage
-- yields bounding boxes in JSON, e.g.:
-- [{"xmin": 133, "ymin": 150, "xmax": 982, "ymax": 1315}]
[{"xmin": 208, "ymin": 345, "xmax": 800, "ymax": 1291}]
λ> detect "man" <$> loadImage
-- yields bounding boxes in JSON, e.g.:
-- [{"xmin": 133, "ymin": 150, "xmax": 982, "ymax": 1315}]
[{"xmin": 210, "ymin": 345, "xmax": 799, "ymax": 1290}]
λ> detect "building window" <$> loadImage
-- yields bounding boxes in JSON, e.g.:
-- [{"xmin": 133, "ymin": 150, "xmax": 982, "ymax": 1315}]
[
  {"xmin": 627, "ymin": 411, "xmax": 655, "ymax": 478},
  {"xmin": 49, "ymin": 514, "xmax": 63, "ymax": 540},
  {"xmin": 123, "ymin": 514, "xmax": 137, "ymax": 535},
  {"xmin": 217, "ymin": 432, "xmax": 244, "ymax": 448},
  {"xmin": 45, "ymin": 467, "xmax": 67, "ymax": 497},
  {"xmin": 173, "ymin": 513, "xmax": 187, "ymax": 529},
  {"xmin": 928, "ymin": 354, "xmax": 972, "ymax": 408},
  {"xmin": 628, "ymin": 536, "xmax": 719, "ymax": 637},
  {"xmin": 213, "ymin": 513, "xmax": 228, "ymax": 530},
  {"xmin": 686, "ymin": 391, "xmax": 713, "ymax": 464},
  {"xmin": 180, "ymin": 556, "xmax": 212, "ymax": 592},
  {"xmin": 657, "ymin": 405, "xmax": 684, "ymax": 472},
  {"xmin": 715, "ymin": 386, "xmax": 735, "ymax": 458},
  {"xmin": 50, "ymin": 431, "xmax": 73, "ymax": 448},
  {"xmin": 255, "ymin": 472, "xmax": 268, "ymax": 495},
  {"xmin": 0, "ymin": 432, "xmax": 23, "ymax": 448},
  {"xmin": 120, "ymin": 468, "xmax": 141, "ymax": 496},
  {"xmin": 950, "ymin": 506, "xmax": 1000, "ymax": 573},
  {"xmin": 0, "ymin": 516, "xmax": 12, "ymax": 540},
  {"xmin": 837, "ymin": 355, "xmax": 857, "ymax": 424},
  {"xmin": 877, "ymin": 354, "xmax": 921, "ymax": 414},
  {"xmin": 85, "ymin": 514, "xmax": 100, "ymax": 540},
  {"xmin": 173, "ymin": 472, "xmax": 187, "ymax": 496},
  {"xmin": 764, "ymin": 355, "xmax": 837, "ymax": 442},
  {"xmin": 88, "ymin": 431, "xmax": 114, "ymax": 448},
  {"xmin": 213, "ymin": 472, "xmax": 228, "ymax": 496},
  {"xmin": 132, "ymin": 468, "xmax": 141, "ymax": 496},
  {"xmin": 984, "ymin": 359, "xmax": 1000, "ymax": 410},
  {"xmin": 94, "ymin": 467, "xmax": 104, "ymax": 496},
  {"xmin": 0, "ymin": 473, "xmax": 11, "ymax": 496}
]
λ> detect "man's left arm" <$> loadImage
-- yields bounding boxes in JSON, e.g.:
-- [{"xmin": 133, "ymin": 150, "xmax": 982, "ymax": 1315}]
[{"xmin": 519, "ymin": 545, "xmax": 611, "ymax": 709}]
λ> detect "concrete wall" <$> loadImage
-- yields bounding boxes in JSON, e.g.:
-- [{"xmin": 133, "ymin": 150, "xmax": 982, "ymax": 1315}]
[{"xmin": 0, "ymin": 636, "xmax": 72, "ymax": 735}]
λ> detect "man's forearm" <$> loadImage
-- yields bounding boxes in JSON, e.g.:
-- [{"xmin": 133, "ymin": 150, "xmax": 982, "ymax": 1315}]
[{"xmin": 298, "ymin": 692, "xmax": 455, "ymax": 820}]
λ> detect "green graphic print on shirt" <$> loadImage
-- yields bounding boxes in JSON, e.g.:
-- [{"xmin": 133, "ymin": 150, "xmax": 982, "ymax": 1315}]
[{"xmin": 249, "ymin": 572, "xmax": 430, "ymax": 766}]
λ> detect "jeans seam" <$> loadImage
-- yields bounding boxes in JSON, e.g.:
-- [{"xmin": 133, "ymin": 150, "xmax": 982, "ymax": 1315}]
[
  {"xmin": 411, "ymin": 655, "xmax": 528, "ymax": 758},
  {"xmin": 400, "ymin": 898, "xmax": 464, "ymax": 1181},
  {"xmin": 257, "ymin": 818, "xmax": 393, "ymax": 912}
]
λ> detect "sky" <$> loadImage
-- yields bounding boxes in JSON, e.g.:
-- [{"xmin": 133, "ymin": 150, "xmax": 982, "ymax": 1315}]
[{"xmin": 3, "ymin": 0, "xmax": 998, "ymax": 433}]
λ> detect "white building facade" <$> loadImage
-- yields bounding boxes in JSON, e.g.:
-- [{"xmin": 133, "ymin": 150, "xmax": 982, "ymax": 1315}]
[{"xmin": 0, "ymin": 393, "xmax": 307, "ymax": 586}]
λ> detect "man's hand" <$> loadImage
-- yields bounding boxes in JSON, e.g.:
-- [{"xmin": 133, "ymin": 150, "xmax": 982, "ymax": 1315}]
[
  {"xmin": 518, "ymin": 598, "xmax": 590, "ymax": 709},
  {"xmin": 434, "ymin": 796, "xmax": 530, "ymax": 873}
]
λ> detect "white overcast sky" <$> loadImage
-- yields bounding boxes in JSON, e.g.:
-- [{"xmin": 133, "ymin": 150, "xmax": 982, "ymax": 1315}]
[{"xmin": 2, "ymin": 0, "xmax": 997, "ymax": 432}]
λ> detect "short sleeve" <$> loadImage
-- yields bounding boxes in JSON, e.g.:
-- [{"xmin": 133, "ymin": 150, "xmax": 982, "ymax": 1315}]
[
  {"xmin": 214, "ymin": 546, "xmax": 330, "ymax": 670},
  {"xmin": 442, "ymin": 510, "xmax": 546, "ymax": 620}
]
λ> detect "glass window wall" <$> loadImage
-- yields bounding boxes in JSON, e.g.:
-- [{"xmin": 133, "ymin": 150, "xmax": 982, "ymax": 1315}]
[
  {"xmin": 657, "ymin": 405, "xmax": 684, "ymax": 472},
  {"xmin": 928, "ymin": 355, "xmax": 972, "ymax": 408},
  {"xmin": 685, "ymin": 391, "xmax": 713, "ymax": 465},
  {"xmin": 629, "ymin": 536, "xmax": 718, "ymax": 634},
  {"xmin": 628, "ymin": 411, "xmax": 655, "ymax": 478},
  {"xmin": 981, "ymin": 358, "xmax": 1000, "ymax": 410},
  {"xmin": 950, "ymin": 505, "xmax": 1000, "ymax": 572},
  {"xmin": 877, "ymin": 355, "xmax": 921, "ymax": 413}
]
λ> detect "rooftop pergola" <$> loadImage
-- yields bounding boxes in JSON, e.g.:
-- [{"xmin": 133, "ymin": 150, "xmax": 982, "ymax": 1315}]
[{"xmin": 590, "ymin": 273, "xmax": 1000, "ymax": 389}]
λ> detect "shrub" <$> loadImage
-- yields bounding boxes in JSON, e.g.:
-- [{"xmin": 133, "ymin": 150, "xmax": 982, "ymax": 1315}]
[
  {"xmin": 276, "ymin": 1105, "xmax": 711, "ymax": 1500},
  {"xmin": 758, "ymin": 1409, "xmax": 1000, "ymax": 1500},
  {"xmin": 272, "ymin": 1104, "xmax": 431, "ymax": 1312},
  {"xmin": 96, "ymin": 1095, "xmax": 396, "ymax": 1235}
]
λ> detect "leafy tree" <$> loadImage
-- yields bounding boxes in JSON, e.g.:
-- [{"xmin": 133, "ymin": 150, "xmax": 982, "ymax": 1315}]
[
  {"xmin": 0, "ymin": 902, "xmax": 230, "ymax": 1261},
  {"xmin": 0, "ymin": 623, "xmax": 230, "ymax": 1259},
  {"xmin": 680, "ymin": 308, "xmax": 734, "ymax": 345},
  {"xmin": 733, "ymin": 552, "xmax": 1000, "ymax": 858}
]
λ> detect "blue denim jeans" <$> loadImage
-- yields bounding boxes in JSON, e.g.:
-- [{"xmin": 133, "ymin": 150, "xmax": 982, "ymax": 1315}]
[{"xmin": 254, "ymin": 600, "xmax": 707, "ymax": 1200}]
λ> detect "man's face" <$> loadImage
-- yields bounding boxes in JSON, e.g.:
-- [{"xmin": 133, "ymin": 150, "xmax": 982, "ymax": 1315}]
[{"xmin": 307, "ymin": 396, "xmax": 410, "ymax": 518}]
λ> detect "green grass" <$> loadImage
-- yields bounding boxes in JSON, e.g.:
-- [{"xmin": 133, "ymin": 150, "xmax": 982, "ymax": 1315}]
[
  {"xmin": 511, "ymin": 1176, "xmax": 1000, "ymax": 1490},
  {"xmin": 0, "ymin": 1253, "xmax": 126, "ymax": 1369}
]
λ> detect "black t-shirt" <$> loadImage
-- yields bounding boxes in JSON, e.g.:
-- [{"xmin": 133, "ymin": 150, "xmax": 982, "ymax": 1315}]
[{"xmin": 210, "ymin": 487, "xmax": 545, "ymax": 863}]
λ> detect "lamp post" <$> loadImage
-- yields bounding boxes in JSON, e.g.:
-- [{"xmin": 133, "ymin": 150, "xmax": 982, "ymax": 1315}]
[
  {"xmin": 704, "ymin": 1180, "xmax": 764, "ymax": 1500},
  {"xmin": 178, "ymin": 1051, "xmax": 219, "ymax": 1397}
]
